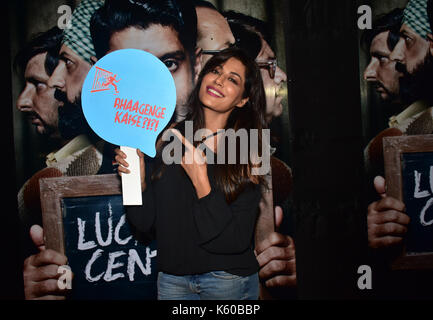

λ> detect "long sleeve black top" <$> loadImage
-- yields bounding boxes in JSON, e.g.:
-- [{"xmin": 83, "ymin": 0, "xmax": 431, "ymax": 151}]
[{"xmin": 126, "ymin": 158, "xmax": 261, "ymax": 276}]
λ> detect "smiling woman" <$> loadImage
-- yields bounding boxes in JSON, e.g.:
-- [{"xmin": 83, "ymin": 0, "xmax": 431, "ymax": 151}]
[
  {"xmin": 117, "ymin": 47, "xmax": 268, "ymax": 300},
  {"xmin": 176, "ymin": 47, "xmax": 268, "ymax": 201},
  {"xmin": 199, "ymin": 57, "xmax": 249, "ymax": 114}
]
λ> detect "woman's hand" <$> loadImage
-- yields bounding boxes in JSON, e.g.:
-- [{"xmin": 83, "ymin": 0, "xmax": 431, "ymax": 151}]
[
  {"xmin": 170, "ymin": 129, "xmax": 211, "ymax": 199},
  {"xmin": 114, "ymin": 147, "xmax": 146, "ymax": 191}
]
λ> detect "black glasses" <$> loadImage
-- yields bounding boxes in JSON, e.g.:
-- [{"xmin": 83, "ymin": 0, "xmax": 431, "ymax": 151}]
[
  {"xmin": 256, "ymin": 58, "xmax": 277, "ymax": 79},
  {"xmin": 200, "ymin": 42, "xmax": 238, "ymax": 56}
]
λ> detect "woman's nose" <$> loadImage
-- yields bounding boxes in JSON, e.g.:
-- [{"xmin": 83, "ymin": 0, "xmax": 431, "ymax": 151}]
[{"xmin": 214, "ymin": 74, "xmax": 224, "ymax": 86}]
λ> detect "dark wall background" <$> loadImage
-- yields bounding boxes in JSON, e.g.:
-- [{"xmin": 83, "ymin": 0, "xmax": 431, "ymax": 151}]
[
  {"xmin": 3, "ymin": 3, "xmax": 22, "ymax": 300},
  {"xmin": 285, "ymin": 0, "xmax": 367, "ymax": 299}
]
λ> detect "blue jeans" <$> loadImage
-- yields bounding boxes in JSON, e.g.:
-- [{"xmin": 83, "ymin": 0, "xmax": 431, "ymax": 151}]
[{"xmin": 157, "ymin": 271, "xmax": 259, "ymax": 300}]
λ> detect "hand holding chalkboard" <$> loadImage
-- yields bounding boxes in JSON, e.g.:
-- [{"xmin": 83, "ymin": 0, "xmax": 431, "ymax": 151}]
[
  {"xmin": 40, "ymin": 174, "xmax": 158, "ymax": 300},
  {"xmin": 115, "ymin": 148, "xmax": 146, "ymax": 191},
  {"xmin": 23, "ymin": 225, "xmax": 70, "ymax": 299},
  {"xmin": 383, "ymin": 134, "xmax": 433, "ymax": 270},
  {"xmin": 367, "ymin": 176, "xmax": 409, "ymax": 249}
]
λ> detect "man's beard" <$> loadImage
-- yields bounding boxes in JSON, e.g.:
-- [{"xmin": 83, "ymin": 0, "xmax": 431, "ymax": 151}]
[
  {"xmin": 374, "ymin": 81, "xmax": 399, "ymax": 103},
  {"xmin": 397, "ymin": 52, "xmax": 433, "ymax": 105},
  {"xmin": 25, "ymin": 110, "xmax": 56, "ymax": 137},
  {"xmin": 55, "ymin": 89, "xmax": 93, "ymax": 140}
]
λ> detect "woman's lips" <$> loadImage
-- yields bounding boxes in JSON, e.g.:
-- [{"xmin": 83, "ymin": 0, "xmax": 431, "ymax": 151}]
[{"xmin": 206, "ymin": 86, "xmax": 224, "ymax": 98}]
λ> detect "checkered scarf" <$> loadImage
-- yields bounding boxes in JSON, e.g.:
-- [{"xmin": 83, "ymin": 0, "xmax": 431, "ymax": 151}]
[
  {"xmin": 63, "ymin": 0, "xmax": 104, "ymax": 63},
  {"xmin": 403, "ymin": 0, "xmax": 432, "ymax": 39}
]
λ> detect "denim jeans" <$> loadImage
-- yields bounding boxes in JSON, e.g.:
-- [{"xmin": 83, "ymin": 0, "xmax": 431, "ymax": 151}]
[{"xmin": 157, "ymin": 271, "xmax": 259, "ymax": 300}]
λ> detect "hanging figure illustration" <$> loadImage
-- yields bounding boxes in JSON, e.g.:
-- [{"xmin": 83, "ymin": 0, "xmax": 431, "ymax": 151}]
[{"xmin": 102, "ymin": 74, "xmax": 120, "ymax": 93}]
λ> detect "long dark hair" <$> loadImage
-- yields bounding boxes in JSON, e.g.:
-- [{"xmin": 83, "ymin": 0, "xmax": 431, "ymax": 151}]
[{"xmin": 156, "ymin": 47, "xmax": 268, "ymax": 203}]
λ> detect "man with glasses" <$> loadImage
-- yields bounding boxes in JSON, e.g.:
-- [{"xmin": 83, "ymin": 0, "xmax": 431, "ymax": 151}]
[
  {"xmin": 224, "ymin": 11, "xmax": 288, "ymax": 123},
  {"xmin": 257, "ymin": 58, "xmax": 277, "ymax": 79}
]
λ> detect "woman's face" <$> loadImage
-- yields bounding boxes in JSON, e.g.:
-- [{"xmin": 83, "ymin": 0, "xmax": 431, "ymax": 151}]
[{"xmin": 199, "ymin": 57, "xmax": 249, "ymax": 114}]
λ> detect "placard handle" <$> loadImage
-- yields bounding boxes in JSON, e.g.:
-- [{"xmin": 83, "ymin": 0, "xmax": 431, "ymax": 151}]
[{"xmin": 120, "ymin": 146, "xmax": 142, "ymax": 205}]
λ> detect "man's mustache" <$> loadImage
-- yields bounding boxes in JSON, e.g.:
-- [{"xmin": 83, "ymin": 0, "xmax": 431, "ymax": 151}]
[
  {"xmin": 375, "ymin": 81, "xmax": 389, "ymax": 91},
  {"xmin": 369, "ymin": 80, "xmax": 391, "ymax": 95},
  {"xmin": 57, "ymin": 93, "xmax": 91, "ymax": 140},
  {"xmin": 54, "ymin": 89, "xmax": 68, "ymax": 104},
  {"xmin": 395, "ymin": 61, "xmax": 408, "ymax": 75},
  {"xmin": 23, "ymin": 110, "xmax": 39, "ymax": 120},
  {"xmin": 396, "ymin": 51, "xmax": 433, "ymax": 104}
]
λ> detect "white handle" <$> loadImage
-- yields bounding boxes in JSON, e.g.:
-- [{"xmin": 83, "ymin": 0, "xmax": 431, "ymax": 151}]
[{"xmin": 120, "ymin": 146, "xmax": 142, "ymax": 205}]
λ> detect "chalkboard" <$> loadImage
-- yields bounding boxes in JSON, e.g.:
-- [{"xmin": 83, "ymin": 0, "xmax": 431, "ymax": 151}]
[
  {"xmin": 383, "ymin": 134, "xmax": 433, "ymax": 270},
  {"xmin": 39, "ymin": 174, "xmax": 157, "ymax": 300}
]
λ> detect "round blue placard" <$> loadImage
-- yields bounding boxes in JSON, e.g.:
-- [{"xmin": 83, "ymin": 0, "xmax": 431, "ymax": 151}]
[{"xmin": 82, "ymin": 49, "xmax": 176, "ymax": 157}]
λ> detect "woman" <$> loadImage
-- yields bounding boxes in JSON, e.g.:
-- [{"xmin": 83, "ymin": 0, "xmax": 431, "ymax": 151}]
[{"xmin": 116, "ymin": 47, "xmax": 268, "ymax": 300}]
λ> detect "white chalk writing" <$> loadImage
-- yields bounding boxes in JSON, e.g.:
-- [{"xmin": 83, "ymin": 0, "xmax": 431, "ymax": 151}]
[
  {"xmin": 78, "ymin": 202, "xmax": 156, "ymax": 283},
  {"xmin": 412, "ymin": 166, "xmax": 433, "ymax": 227}
]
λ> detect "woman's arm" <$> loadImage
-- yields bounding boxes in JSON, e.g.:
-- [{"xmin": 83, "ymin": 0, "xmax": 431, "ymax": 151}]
[
  {"xmin": 193, "ymin": 183, "xmax": 261, "ymax": 254},
  {"xmin": 125, "ymin": 187, "xmax": 156, "ymax": 238},
  {"xmin": 169, "ymin": 128, "xmax": 261, "ymax": 253},
  {"xmin": 126, "ymin": 161, "xmax": 157, "ymax": 237}
]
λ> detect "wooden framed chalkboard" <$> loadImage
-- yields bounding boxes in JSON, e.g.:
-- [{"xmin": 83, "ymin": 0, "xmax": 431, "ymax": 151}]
[
  {"xmin": 383, "ymin": 134, "xmax": 433, "ymax": 270},
  {"xmin": 39, "ymin": 174, "xmax": 157, "ymax": 300}
]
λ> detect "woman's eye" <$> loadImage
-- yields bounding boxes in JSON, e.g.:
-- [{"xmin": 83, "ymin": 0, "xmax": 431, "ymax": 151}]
[
  {"xmin": 211, "ymin": 69, "xmax": 220, "ymax": 75},
  {"xmin": 164, "ymin": 59, "xmax": 179, "ymax": 72},
  {"xmin": 228, "ymin": 77, "xmax": 238, "ymax": 84}
]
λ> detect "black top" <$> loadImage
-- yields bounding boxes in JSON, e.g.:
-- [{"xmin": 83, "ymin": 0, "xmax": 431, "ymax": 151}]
[{"xmin": 126, "ymin": 156, "xmax": 261, "ymax": 276}]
